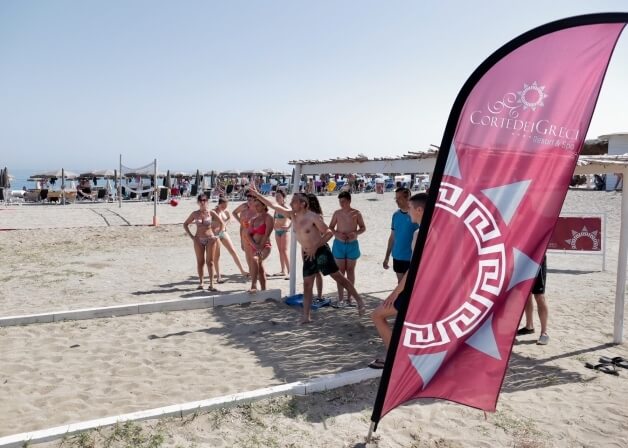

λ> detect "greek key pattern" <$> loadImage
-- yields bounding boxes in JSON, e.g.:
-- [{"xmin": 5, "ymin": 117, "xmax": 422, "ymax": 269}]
[{"xmin": 402, "ymin": 183, "xmax": 506, "ymax": 349}]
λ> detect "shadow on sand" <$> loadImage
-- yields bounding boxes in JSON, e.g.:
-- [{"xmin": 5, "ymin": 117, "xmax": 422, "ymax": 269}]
[{"xmin": 145, "ymin": 289, "xmax": 610, "ymax": 425}]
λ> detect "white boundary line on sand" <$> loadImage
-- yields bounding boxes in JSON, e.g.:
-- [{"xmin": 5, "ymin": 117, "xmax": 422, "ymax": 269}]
[
  {"xmin": 0, "ymin": 368, "xmax": 382, "ymax": 448},
  {"xmin": 0, "ymin": 289, "xmax": 282, "ymax": 327}
]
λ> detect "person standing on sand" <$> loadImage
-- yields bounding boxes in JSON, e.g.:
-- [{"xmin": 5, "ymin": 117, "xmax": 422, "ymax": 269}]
[
  {"xmin": 213, "ymin": 197, "xmax": 248, "ymax": 282},
  {"xmin": 244, "ymin": 198, "xmax": 274, "ymax": 293},
  {"xmin": 329, "ymin": 191, "xmax": 366, "ymax": 307},
  {"xmin": 370, "ymin": 193, "xmax": 427, "ymax": 368},
  {"xmin": 306, "ymin": 193, "xmax": 327, "ymax": 305},
  {"xmin": 517, "ymin": 255, "xmax": 550, "ymax": 345},
  {"xmin": 249, "ymin": 187, "xmax": 366, "ymax": 324},
  {"xmin": 183, "ymin": 194, "xmax": 223, "ymax": 291},
  {"xmin": 232, "ymin": 194, "xmax": 258, "ymax": 281},
  {"xmin": 383, "ymin": 187, "xmax": 419, "ymax": 283},
  {"xmin": 272, "ymin": 189, "xmax": 291, "ymax": 278}
]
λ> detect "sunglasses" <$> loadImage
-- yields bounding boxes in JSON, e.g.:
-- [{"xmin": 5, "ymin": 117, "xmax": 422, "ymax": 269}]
[{"xmin": 199, "ymin": 199, "xmax": 208, "ymax": 203}]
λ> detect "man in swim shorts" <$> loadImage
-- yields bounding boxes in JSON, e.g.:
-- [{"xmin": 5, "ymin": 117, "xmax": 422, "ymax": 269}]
[{"xmin": 329, "ymin": 191, "xmax": 366, "ymax": 307}]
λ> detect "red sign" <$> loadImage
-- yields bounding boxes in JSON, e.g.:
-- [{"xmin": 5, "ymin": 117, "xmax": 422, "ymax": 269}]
[{"xmin": 548, "ymin": 217, "xmax": 602, "ymax": 251}]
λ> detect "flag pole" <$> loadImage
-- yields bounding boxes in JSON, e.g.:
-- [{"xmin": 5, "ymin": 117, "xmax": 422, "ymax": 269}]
[{"xmin": 365, "ymin": 422, "xmax": 375, "ymax": 444}]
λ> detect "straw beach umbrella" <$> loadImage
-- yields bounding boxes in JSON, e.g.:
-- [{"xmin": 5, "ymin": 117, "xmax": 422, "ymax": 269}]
[{"xmin": 79, "ymin": 169, "xmax": 116, "ymax": 179}]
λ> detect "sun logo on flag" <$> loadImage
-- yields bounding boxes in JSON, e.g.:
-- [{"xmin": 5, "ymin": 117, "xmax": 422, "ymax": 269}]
[
  {"xmin": 565, "ymin": 226, "xmax": 600, "ymax": 250},
  {"xmin": 516, "ymin": 81, "xmax": 548, "ymax": 111}
]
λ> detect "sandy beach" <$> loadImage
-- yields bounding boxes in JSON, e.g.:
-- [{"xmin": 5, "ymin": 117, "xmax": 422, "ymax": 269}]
[{"xmin": 1, "ymin": 190, "xmax": 627, "ymax": 447}]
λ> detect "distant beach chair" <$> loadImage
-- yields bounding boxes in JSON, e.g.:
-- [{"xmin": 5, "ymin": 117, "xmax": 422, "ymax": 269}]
[
  {"xmin": 78, "ymin": 187, "xmax": 95, "ymax": 201},
  {"xmin": 47, "ymin": 191, "xmax": 61, "ymax": 203},
  {"xmin": 260, "ymin": 183, "xmax": 272, "ymax": 195},
  {"xmin": 96, "ymin": 188, "xmax": 107, "ymax": 201},
  {"xmin": 158, "ymin": 187, "xmax": 169, "ymax": 202},
  {"xmin": 385, "ymin": 181, "xmax": 395, "ymax": 192},
  {"xmin": 334, "ymin": 180, "xmax": 345, "ymax": 192}
]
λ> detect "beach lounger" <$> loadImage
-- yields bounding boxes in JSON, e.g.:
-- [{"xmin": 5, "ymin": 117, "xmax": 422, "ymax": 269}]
[
  {"xmin": 158, "ymin": 187, "xmax": 169, "ymax": 202},
  {"xmin": 260, "ymin": 183, "xmax": 272, "ymax": 195}
]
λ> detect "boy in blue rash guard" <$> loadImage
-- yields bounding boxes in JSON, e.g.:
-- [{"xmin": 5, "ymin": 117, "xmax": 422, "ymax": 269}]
[
  {"xmin": 370, "ymin": 193, "xmax": 427, "ymax": 368},
  {"xmin": 383, "ymin": 187, "xmax": 419, "ymax": 283}
]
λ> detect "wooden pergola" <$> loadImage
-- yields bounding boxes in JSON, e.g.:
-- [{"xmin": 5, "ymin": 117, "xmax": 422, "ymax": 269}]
[{"xmin": 284, "ymin": 149, "xmax": 626, "ymax": 343}]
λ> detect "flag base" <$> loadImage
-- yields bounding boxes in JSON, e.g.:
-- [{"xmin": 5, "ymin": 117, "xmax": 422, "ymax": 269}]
[{"xmin": 152, "ymin": 216, "xmax": 159, "ymax": 227}]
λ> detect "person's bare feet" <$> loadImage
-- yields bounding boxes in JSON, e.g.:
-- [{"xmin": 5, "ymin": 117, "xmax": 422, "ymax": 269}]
[
  {"xmin": 247, "ymin": 288, "xmax": 258, "ymax": 294},
  {"xmin": 356, "ymin": 296, "xmax": 366, "ymax": 317},
  {"xmin": 300, "ymin": 318, "xmax": 312, "ymax": 325},
  {"xmin": 196, "ymin": 284, "xmax": 204, "ymax": 290}
]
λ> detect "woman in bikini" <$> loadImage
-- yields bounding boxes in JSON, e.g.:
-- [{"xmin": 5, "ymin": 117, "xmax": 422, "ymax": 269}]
[
  {"xmin": 213, "ymin": 197, "xmax": 248, "ymax": 282},
  {"xmin": 245, "ymin": 198, "xmax": 274, "ymax": 292},
  {"xmin": 273, "ymin": 189, "xmax": 291, "ymax": 278},
  {"xmin": 183, "ymin": 193, "xmax": 223, "ymax": 291},
  {"xmin": 232, "ymin": 194, "xmax": 258, "ymax": 280}
]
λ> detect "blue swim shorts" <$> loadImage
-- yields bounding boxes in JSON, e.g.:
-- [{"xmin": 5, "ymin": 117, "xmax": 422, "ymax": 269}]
[{"xmin": 332, "ymin": 239, "xmax": 361, "ymax": 260}]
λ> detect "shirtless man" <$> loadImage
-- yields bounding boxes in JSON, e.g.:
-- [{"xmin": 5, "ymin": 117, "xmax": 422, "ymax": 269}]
[
  {"xmin": 329, "ymin": 191, "xmax": 366, "ymax": 307},
  {"xmin": 249, "ymin": 187, "xmax": 366, "ymax": 323}
]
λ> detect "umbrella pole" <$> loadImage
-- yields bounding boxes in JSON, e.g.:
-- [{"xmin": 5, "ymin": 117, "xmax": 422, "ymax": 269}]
[
  {"xmin": 153, "ymin": 158, "xmax": 159, "ymax": 226},
  {"xmin": 119, "ymin": 154, "xmax": 122, "ymax": 209},
  {"xmin": 61, "ymin": 168, "xmax": 65, "ymax": 205}
]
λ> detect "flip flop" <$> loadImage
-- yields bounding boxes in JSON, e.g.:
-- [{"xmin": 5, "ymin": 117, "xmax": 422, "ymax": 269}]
[
  {"xmin": 368, "ymin": 358, "xmax": 386, "ymax": 369},
  {"xmin": 585, "ymin": 362, "xmax": 619, "ymax": 375},
  {"xmin": 599, "ymin": 356, "xmax": 628, "ymax": 369}
]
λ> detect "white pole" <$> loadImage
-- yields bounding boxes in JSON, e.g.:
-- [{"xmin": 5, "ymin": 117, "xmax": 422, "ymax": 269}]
[
  {"xmin": 61, "ymin": 168, "xmax": 65, "ymax": 205},
  {"xmin": 153, "ymin": 158, "xmax": 158, "ymax": 226},
  {"xmin": 118, "ymin": 154, "xmax": 122, "ymax": 209},
  {"xmin": 289, "ymin": 164, "xmax": 302, "ymax": 297},
  {"xmin": 613, "ymin": 168, "xmax": 628, "ymax": 343}
]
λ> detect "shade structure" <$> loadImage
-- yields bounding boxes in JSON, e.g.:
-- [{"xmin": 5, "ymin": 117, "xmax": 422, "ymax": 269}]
[
  {"xmin": 31, "ymin": 169, "xmax": 79, "ymax": 180},
  {"xmin": 241, "ymin": 169, "xmax": 267, "ymax": 176},
  {"xmin": 173, "ymin": 171, "xmax": 189, "ymax": 177},
  {"xmin": 79, "ymin": 169, "xmax": 116, "ymax": 179},
  {"xmin": 219, "ymin": 169, "xmax": 240, "ymax": 176}
]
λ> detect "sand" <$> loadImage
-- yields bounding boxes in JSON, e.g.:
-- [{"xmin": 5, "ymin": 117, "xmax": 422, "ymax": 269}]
[{"xmin": 1, "ymin": 191, "xmax": 627, "ymax": 447}]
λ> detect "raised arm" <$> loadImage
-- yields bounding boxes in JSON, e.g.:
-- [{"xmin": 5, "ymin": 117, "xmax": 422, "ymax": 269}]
[
  {"xmin": 248, "ymin": 187, "xmax": 293, "ymax": 217},
  {"xmin": 232, "ymin": 202, "xmax": 248, "ymax": 224}
]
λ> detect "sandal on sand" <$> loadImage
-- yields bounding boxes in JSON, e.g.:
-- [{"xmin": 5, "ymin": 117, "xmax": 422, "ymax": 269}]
[
  {"xmin": 208, "ymin": 286, "xmax": 218, "ymax": 292},
  {"xmin": 196, "ymin": 285, "xmax": 204, "ymax": 290},
  {"xmin": 585, "ymin": 362, "xmax": 619, "ymax": 375},
  {"xmin": 369, "ymin": 358, "xmax": 386, "ymax": 369},
  {"xmin": 599, "ymin": 356, "xmax": 628, "ymax": 369}
]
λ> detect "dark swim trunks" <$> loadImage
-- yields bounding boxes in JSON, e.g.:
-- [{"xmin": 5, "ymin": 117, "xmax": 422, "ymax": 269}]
[
  {"xmin": 392, "ymin": 258, "xmax": 411, "ymax": 274},
  {"xmin": 302, "ymin": 244, "xmax": 339, "ymax": 277},
  {"xmin": 531, "ymin": 255, "xmax": 547, "ymax": 294}
]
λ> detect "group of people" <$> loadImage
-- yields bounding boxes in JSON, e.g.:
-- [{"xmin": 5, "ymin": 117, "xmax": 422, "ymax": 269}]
[{"xmin": 183, "ymin": 185, "xmax": 550, "ymax": 353}]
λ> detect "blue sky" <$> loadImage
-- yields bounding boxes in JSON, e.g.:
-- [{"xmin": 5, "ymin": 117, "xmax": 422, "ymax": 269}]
[{"xmin": 1, "ymin": 1, "xmax": 627, "ymax": 172}]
